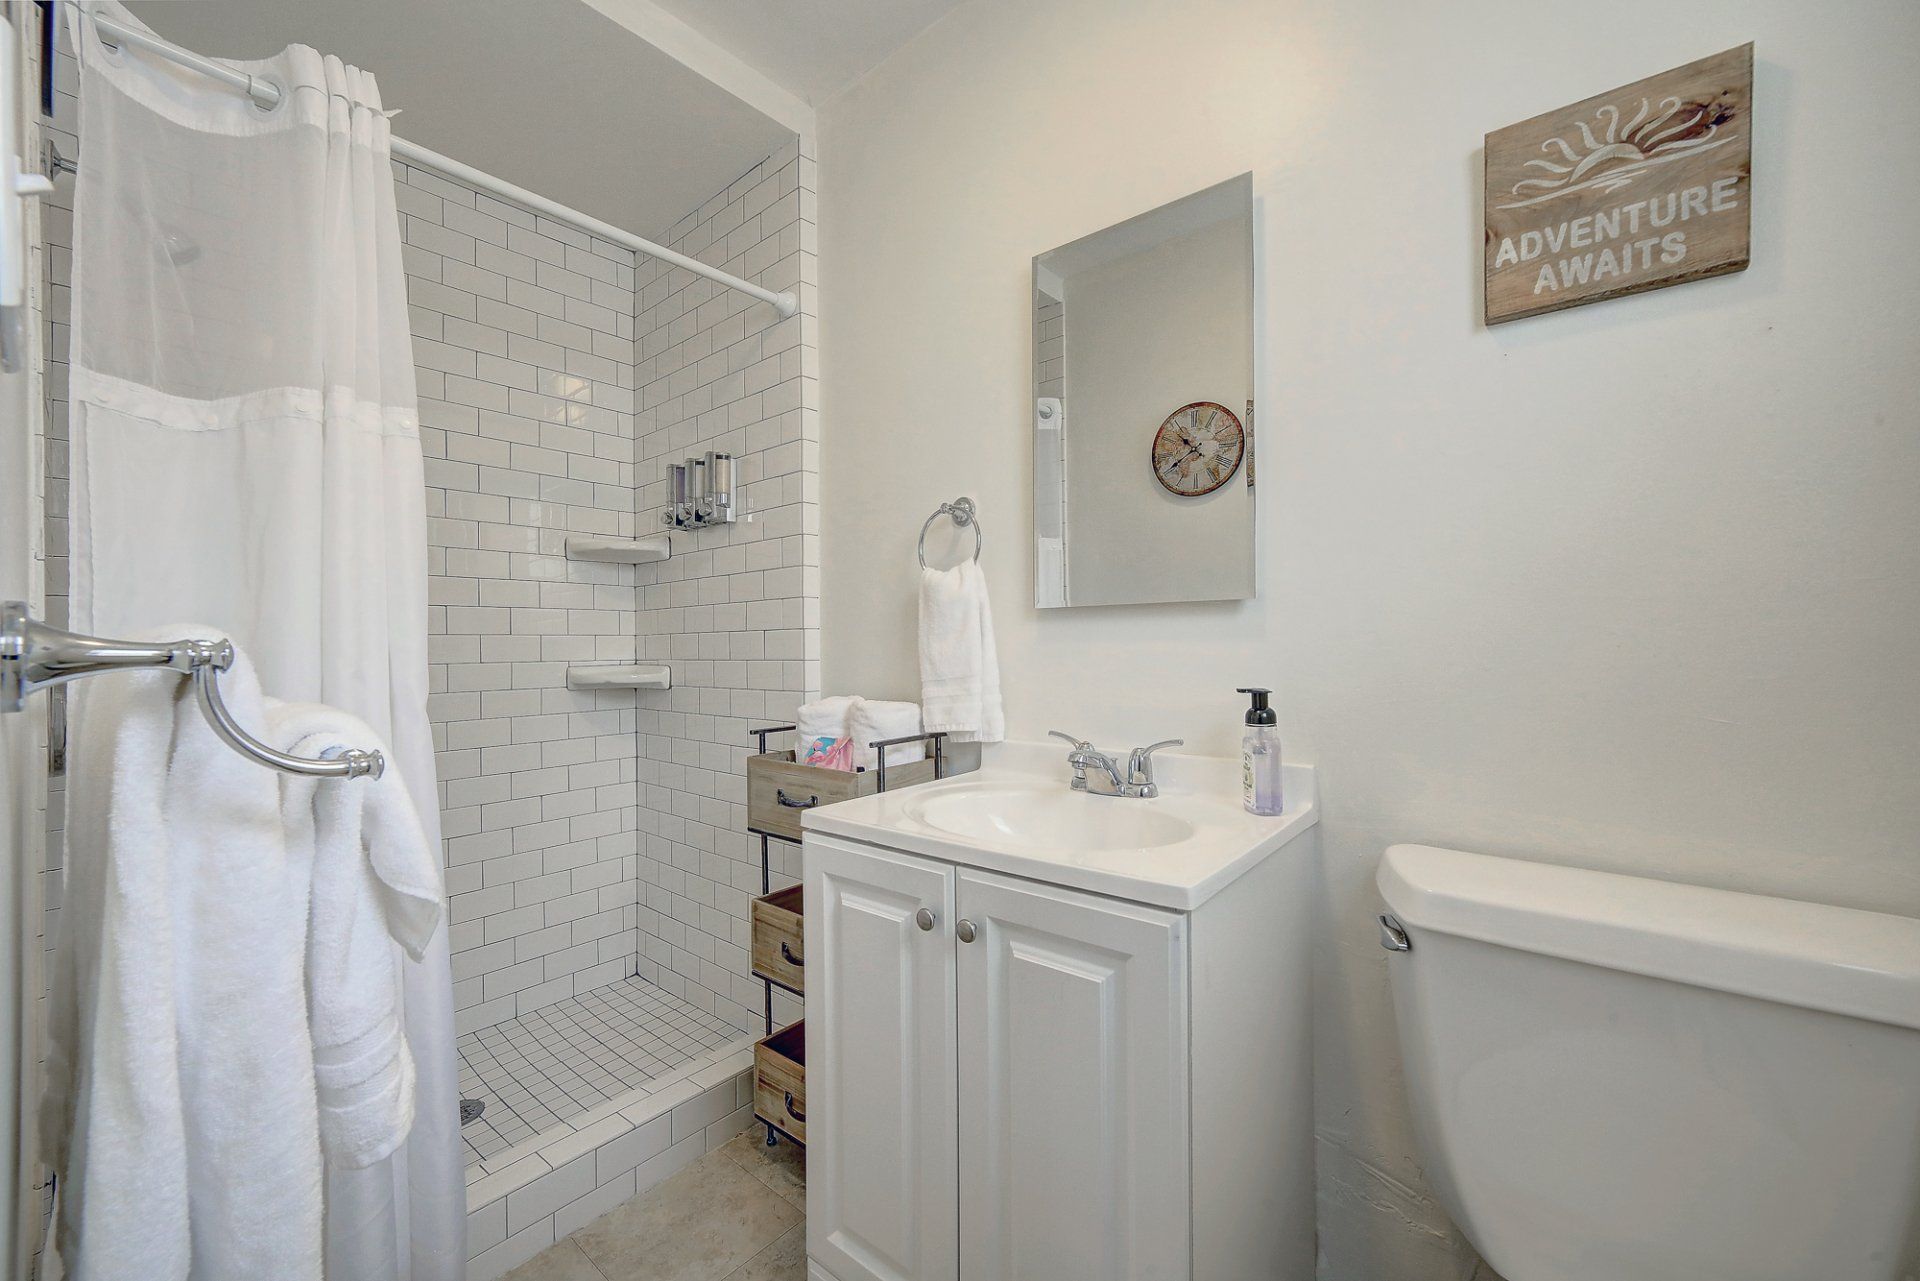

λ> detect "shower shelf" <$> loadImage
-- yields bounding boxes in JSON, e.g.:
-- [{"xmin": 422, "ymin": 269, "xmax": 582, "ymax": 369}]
[
  {"xmin": 564, "ymin": 533, "xmax": 671, "ymax": 564},
  {"xmin": 565, "ymin": 664, "xmax": 671, "ymax": 690}
]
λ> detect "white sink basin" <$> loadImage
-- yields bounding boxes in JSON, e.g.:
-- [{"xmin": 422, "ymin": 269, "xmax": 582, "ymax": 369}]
[
  {"xmin": 801, "ymin": 740, "xmax": 1317, "ymax": 910},
  {"xmin": 903, "ymin": 781, "xmax": 1197, "ymax": 852}
]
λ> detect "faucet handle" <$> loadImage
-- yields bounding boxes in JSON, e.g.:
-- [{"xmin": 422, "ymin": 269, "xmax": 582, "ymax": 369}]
[
  {"xmin": 1127, "ymin": 739, "xmax": 1183, "ymax": 782},
  {"xmin": 1049, "ymin": 730, "xmax": 1095, "ymax": 790}
]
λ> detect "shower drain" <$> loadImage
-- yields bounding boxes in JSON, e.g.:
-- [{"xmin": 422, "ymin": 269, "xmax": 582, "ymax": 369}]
[{"xmin": 459, "ymin": 1098, "xmax": 485, "ymax": 1126}]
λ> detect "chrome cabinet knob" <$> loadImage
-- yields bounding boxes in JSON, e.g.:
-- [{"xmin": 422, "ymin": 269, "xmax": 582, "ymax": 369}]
[
  {"xmin": 915, "ymin": 907, "xmax": 936, "ymax": 932},
  {"xmin": 956, "ymin": 918, "xmax": 978, "ymax": 944}
]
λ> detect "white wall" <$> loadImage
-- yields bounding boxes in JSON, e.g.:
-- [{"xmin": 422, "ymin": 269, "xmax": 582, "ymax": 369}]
[
  {"xmin": 1064, "ymin": 216, "xmax": 1252, "ymax": 605},
  {"xmin": 816, "ymin": 1, "xmax": 1920, "ymax": 1276}
]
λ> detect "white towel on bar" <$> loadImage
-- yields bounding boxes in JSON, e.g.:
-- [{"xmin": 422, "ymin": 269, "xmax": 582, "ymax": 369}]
[
  {"xmin": 919, "ymin": 561, "xmax": 1005, "ymax": 744},
  {"xmin": 849, "ymin": 699, "xmax": 925, "ymax": 771},
  {"xmin": 46, "ymin": 634, "xmax": 324, "ymax": 1281},
  {"xmin": 271, "ymin": 702, "xmax": 443, "ymax": 1171}
]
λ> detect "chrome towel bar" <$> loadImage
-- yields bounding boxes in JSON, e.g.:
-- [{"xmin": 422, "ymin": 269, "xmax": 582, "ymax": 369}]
[{"xmin": 1, "ymin": 602, "xmax": 383, "ymax": 780}]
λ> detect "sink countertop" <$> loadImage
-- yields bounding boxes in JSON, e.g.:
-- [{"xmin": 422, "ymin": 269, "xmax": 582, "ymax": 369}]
[{"xmin": 802, "ymin": 739, "xmax": 1317, "ymax": 910}]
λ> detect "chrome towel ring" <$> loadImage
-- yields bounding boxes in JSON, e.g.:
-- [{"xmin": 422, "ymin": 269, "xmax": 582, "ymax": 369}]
[{"xmin": 918, "ymin": 497, "xmax": 982, "ymax": 569}]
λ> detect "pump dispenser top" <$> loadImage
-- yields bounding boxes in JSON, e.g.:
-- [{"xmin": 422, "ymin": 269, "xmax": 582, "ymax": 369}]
[{"xmin": 1239, "ymin": 687, "xmax": 1276, "ymax": 726}]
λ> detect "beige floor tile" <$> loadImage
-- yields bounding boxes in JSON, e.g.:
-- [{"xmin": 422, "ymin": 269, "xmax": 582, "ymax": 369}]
[
  {"xmin": 501, "ymin": 1238, "xmax": 608, "ymax": 1281},
  {"xmin": 570, "ymin": 1148, "xmax": 801, "ymax": 1281},
  {"xmin": 721, "ymin": 1223, "xmax": 805, "ymax": 1281},
  {"xmin": 717, "ymin": 1130, "xmax": 806, "ymax": 1211}
]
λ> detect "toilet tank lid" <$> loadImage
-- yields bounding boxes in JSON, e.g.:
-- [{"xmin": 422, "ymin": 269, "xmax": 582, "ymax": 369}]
[{"xmin": 1379, "ymin": 844, "xmax": 1920, "ymax": 1033}]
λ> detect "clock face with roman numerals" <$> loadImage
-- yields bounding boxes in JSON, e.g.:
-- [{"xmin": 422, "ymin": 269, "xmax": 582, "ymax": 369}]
[{"xmin": 1151, "ymin": 401, "xmax": 1245, "ymax": 497}]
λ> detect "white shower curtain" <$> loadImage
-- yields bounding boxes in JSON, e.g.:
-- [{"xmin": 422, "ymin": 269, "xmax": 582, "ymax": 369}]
[{"xmin": 62, "ymin": 5, "xmax": 463, "ymax": 1277}]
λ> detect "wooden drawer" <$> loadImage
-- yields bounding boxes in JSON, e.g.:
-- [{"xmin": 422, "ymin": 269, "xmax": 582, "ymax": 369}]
[
  {"xmin": 751, "ymin": 884, "xmax": 806, "ymax": 993},
  {"xmin": 747, "ymin": 750, "xmax": 939, "ymax": 842},
  {"xmin": 753, "ymin": 1019, "xmax": 806, "ymax": 1145}
]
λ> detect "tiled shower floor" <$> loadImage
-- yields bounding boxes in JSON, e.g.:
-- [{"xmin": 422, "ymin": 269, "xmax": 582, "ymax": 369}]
[{"xmin": 457, "ymin": 975, "xmax": 744, "ymax": 1168}]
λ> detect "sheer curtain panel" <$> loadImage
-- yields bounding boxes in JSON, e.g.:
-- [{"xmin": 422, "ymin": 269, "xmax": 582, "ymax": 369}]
[{"xmin": 62, "ymin": 5, "xmax": 463, "ymax": 1277}]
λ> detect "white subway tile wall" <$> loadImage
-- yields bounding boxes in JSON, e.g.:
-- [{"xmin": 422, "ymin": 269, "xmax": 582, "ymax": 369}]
[
  {"xmin": 23, "ymin": 16, "xmax": 58, "ymax": 1263},
  {"xmin": 402, "ymin": 160, "xmax": 653, "ymax": 1036},
  {"xmin": 38, "ymin": 39, "xmax": 77, "ymax": 1070},
  {"xmin": 630, "ymin": 136, "xmax": 818, "ymax": 1032}
]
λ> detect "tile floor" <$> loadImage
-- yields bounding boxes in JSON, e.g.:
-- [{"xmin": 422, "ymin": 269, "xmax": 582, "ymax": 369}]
[
  {"xmin": 459, "ymin": 976, "xmax": 743, "ymax": 1167},
  {"xmin": 500, "ymin": 1130, "xmax": 806, "ymax": 1281}
]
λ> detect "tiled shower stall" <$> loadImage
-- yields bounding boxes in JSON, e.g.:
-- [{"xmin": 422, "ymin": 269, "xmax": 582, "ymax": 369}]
[{"xmin": 36, "ymin": 26, "xmax": 817, "ymax": 1276}]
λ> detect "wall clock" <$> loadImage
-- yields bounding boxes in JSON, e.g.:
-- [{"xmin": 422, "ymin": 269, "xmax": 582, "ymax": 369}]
[{"xmin": 1151, "ymin": 401, "xmax": 1245, "ymax": 497}]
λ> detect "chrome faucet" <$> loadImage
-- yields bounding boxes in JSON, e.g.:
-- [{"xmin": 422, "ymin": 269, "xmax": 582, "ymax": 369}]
[{"xmin": 1049, "ymin": 731, "xmax": 1183, "ymax": 798}]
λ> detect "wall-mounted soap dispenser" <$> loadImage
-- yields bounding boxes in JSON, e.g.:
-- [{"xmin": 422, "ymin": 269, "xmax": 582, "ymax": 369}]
[{"xmin": 660, "ymin": 450, "xmax": 737, "ymax": 529}]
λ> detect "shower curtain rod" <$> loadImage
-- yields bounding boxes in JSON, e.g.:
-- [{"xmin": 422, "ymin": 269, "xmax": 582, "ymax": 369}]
[{"xmin": 78, "ymin": 7, "xmax": 801, "ymax": 319}]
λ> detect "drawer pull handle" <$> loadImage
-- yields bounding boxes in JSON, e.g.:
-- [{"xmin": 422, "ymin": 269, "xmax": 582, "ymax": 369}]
[
  {"xmin": 780, "ymin": 941, "xmax": 803, "ymax": 968},
  {"xmin": 784, "ymin": 1091, "xmax": 806, "ymax": 1124},
  {"xmin": 776, "ymin": 788, "xmax": 819, "ymax": 809}
]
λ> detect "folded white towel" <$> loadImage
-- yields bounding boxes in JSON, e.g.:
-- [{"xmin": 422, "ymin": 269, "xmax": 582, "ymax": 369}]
[
  {"xmin": 48, "ymin": 634, "xmax": 323, "ymax": 1281},
  {"xmin": 919, "ymin": 561, "xmax": 1005, "ymax": 743},
  {"xmin": 795, "ymin": 694, "xmax": 861, "ymax": 759},
  {"xmin": 271, "ymin": 702, "xmax": 443, "ymax": 1170},
  {"xmin": 849, "ymin": 699, "xmax": 924, "ymax": 771}
]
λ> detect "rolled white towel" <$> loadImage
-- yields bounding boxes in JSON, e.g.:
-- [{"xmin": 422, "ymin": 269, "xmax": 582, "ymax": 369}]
[
  {"xmin": 795, "ymin": 694, "xmax": 861, "ymax": 760},
  {"xmin": 849, "ymin": 700, "xmax": 924, "ymax": 772}
]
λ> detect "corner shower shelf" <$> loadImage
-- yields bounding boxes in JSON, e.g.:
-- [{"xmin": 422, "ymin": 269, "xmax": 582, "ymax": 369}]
[
  {"xmin": 566, "ymin": 664, "xmax": 671, "ymax": 691},
  {"xmin": 564, "ymin": 533, "xmax": 671, "ymax": 564}
]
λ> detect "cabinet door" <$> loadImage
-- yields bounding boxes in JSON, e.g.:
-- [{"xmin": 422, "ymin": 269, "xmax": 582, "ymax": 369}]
[
  {"xmin": 805, "ymin": 835, "xmax": 959, "ymax": 1281},
  {"xmin": 955, "ymin": 869, "xmax": 1190, "ymax": 1281}
]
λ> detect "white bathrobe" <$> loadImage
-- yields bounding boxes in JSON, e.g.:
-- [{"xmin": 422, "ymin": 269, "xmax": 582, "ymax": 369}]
[{"xmin": 47, "ymin": 639, "xmax": 324, "ymax": 1281}]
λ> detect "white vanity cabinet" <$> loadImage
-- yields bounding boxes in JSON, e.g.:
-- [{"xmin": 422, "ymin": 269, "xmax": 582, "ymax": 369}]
[{"xmin": 803, "ymin": 819, "xmax": 1314, "ymax": 1281}]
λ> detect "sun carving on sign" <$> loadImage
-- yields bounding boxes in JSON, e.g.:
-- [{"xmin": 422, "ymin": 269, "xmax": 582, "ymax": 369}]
[
  {"xmin": 1498, "ymin": 94, "xmax": 1739, "ymax": 210},
  {"xmin": 1151, "ymin": 402, "xmax": 1245, "ymax": 497}
]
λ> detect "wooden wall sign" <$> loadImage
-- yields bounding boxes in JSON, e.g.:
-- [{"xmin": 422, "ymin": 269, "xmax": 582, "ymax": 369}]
[{"xmin": 1484, "ymin": 43, "xmax": 1752, "ymax": 324}]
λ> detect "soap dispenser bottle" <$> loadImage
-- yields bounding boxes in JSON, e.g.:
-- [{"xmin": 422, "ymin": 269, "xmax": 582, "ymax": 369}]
[{"xmin": 1238, "ymin": 687, "xmax": 1283, "ymax": 816}]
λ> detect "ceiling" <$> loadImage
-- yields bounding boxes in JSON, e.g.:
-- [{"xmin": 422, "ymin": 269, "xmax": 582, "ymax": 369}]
[
  {"xmin": 125, "ymin": 0, "xmax": 795, "ymax": 238},
  {"xmin": 645, "ymin": 0, "xmax": 961, "ymax": 104}
]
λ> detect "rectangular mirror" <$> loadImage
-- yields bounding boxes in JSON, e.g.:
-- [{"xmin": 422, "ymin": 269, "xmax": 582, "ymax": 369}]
[{"xmin": 1033, "ymin": 173, "xmax": 1254, "ymax": 609}]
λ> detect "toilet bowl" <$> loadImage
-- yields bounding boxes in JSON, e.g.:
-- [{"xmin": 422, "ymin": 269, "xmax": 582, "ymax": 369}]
[{"xmin": 1377, "ymin": 843, "xmax": 1920, "ymax": 1281}]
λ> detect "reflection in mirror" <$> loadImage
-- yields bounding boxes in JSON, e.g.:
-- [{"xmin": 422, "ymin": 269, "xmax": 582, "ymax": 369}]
[{"xmin": 1033, "ymin": 173, "xmax": 1254, "ymax": 608}]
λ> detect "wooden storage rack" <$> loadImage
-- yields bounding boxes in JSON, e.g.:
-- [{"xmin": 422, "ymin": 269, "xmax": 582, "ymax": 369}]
[{"xmin": 745, "ymin": 723, "xmax": 952, "ymax": 1146}]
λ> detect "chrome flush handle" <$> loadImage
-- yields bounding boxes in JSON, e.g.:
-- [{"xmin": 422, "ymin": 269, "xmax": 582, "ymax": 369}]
[{"xmin": 1378, "ymin": 914, "xmax": 1411, "ymax": 952}]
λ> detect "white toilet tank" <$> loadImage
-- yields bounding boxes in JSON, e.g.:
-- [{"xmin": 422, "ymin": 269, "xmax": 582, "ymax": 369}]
[{"xmin": 1377, "ymin": 844, "xmax": 1920, "ymax": 1281}]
